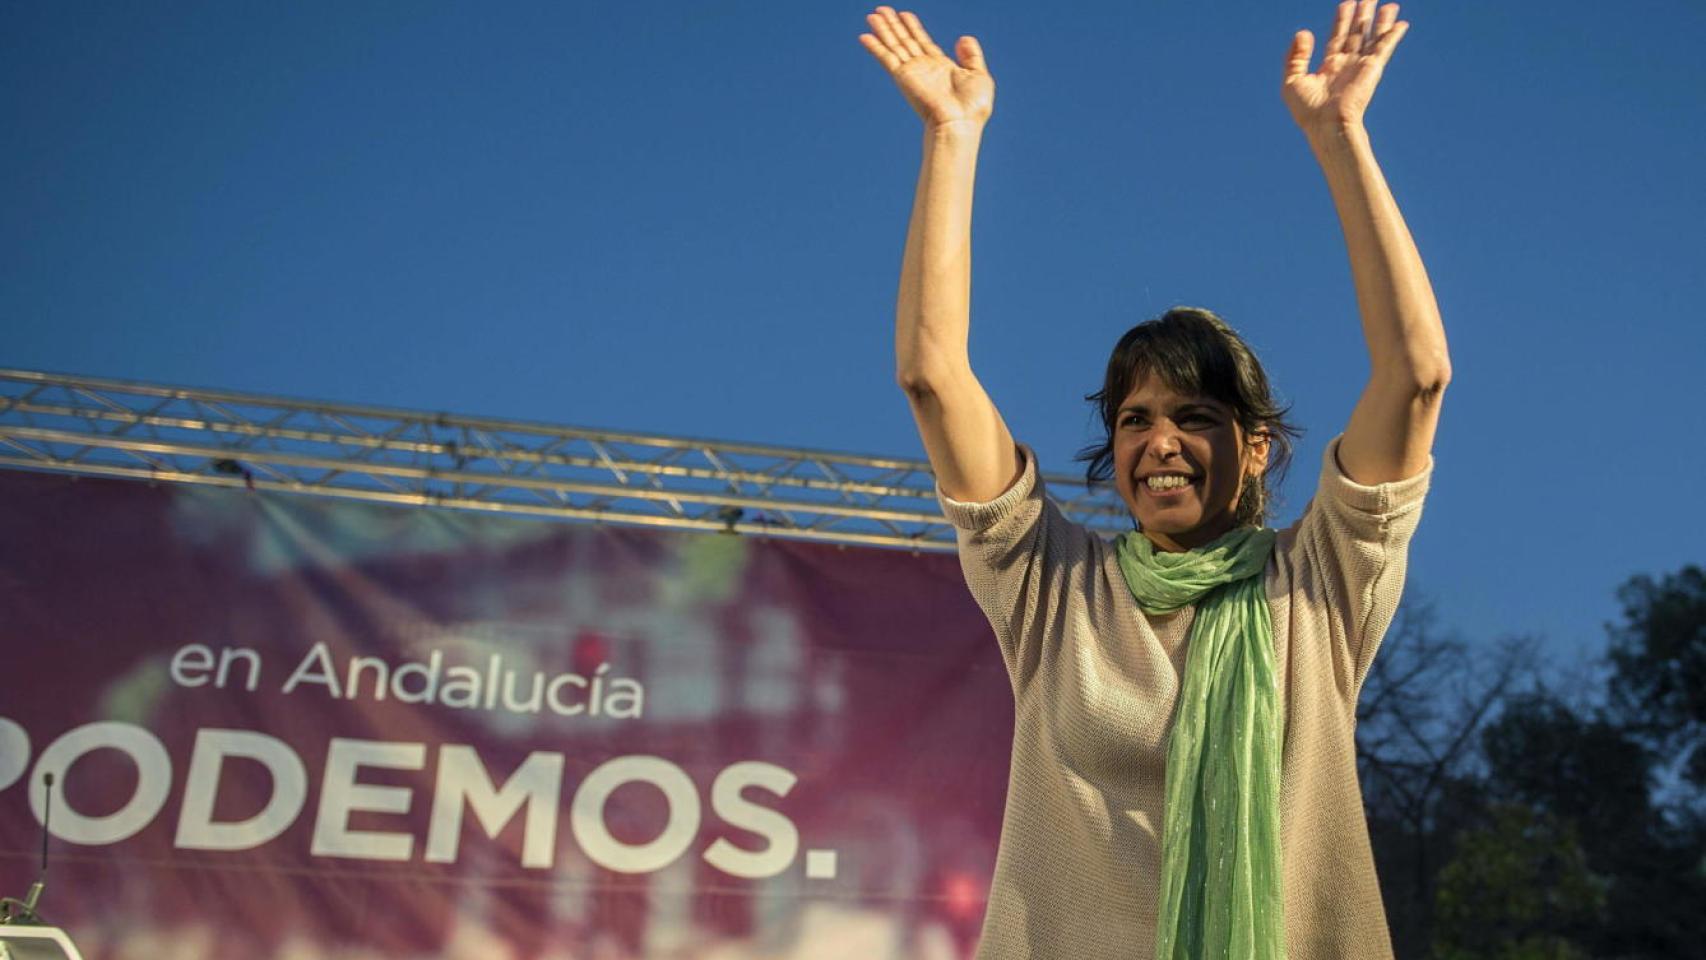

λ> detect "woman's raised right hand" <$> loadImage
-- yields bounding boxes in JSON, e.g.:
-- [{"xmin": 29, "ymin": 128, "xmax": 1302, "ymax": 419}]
[{"xmin": 858, "ymin": 7, "xmax": 993, "ymax": 129}]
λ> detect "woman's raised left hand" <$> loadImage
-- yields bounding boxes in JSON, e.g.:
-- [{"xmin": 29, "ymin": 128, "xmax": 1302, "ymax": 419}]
[{"xmin": 1282, "ymin": 0, "xmax": 1409, "ymax": 134}]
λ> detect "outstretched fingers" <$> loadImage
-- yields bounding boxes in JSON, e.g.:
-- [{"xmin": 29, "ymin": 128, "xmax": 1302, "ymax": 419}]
[
  {"xmin": 898, "ymin": 10, "xmax": 945, "ymax": 59},
  {"xmin": 862, "ymin": 7, "xmax": 955, "ymax": 72},
  {"xmin": 861, "ymin": 8, "xmax": 911, "ymax": 67},
  {"xmin": 876, "ymin": 7, "xmax": 923, "ymax": 58},
  {"xmin": 1348, "ymin": 0, "xmax": 1377, "ymax": 53},
  {"xmin": 1315, "ymin": 0, "xmax": 1405, "ymax": 64},
  {"xmin": 858, "ymin": 33, "xmax": 899, "ymax": 71},
  {"xmin": 860, "ymin": 8, "xmax": 987, "ymax": 78},
  {"xmin": 1375, "ymin": 2, "xmax": 1400, "ymax": 39},
  {"xmin": 1370, "ymin": 18, "xmax": 1408, "ymax": 63},
  {"xmin": 1325, "ymin": 1, "xmax": 1355, "ymax": 55}
]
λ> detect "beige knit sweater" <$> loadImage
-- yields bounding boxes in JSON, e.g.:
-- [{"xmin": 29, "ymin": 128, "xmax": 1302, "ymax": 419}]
[{"xmin": 938, "ymin": 435, "xmax": 1431, "ymax": 960}]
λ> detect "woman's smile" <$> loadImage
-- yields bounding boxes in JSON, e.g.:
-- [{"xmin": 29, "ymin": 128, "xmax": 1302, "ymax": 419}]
[{"xmin": 1139, "ymin": 473, "xmax": 1199, "ymax": 496}]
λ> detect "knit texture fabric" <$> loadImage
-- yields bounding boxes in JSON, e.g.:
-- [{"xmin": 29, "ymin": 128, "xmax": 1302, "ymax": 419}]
[
  {"xmin": 938, "ymin": 436, "xmax": 1430, "ymax": 960},
  {"xmin": 1116, "ymin": 527, "xmax": 1285, "ymax": 960}
]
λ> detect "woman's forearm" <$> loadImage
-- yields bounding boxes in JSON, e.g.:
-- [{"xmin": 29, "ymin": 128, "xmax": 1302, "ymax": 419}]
[
  {"xmin": 1309, "ymin": 123, "xmax": 1449, "ymax": 392},
  {"xmin": 891, "ymin": 119, "xmax": 1017, "ymax": 502},
  {"xmin": 1309, "ymin": 121, "xmax": 1449, "ymax": 483},
  {"xmin": 895, "ymin": 121, "xmax": 984, "ymax": 388}
]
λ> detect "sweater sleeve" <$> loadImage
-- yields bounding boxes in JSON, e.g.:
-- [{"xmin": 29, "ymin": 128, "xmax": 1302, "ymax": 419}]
[
  {"xmin": 937, "ymin": 443, "xmax": 1088, "ymax": 692},
  {"xmin": 1287, "ymin": 435, "xmax": 1433, "ymax": 700}
]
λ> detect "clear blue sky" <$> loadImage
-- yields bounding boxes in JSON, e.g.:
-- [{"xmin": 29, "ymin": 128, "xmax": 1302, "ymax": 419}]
[{"xmin": 5, "ymin": 1, "xmax": 1703, "ymax": 667}]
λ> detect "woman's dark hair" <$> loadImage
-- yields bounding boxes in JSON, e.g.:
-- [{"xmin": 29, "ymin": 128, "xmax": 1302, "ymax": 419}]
[{"xmin": 1078, "ymin": 306, "xmax": 1302, "ymax": 527}]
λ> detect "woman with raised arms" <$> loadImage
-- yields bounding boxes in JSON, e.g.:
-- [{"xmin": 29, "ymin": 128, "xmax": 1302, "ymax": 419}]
[{"xmin": 858, "ymin": 3, "xmax": 1446, "ymax": 958}]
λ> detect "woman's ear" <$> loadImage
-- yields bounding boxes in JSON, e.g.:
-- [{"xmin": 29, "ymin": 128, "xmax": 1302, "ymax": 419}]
[{"xmin": 1246, "ymin": 431, "xmax": 1272, "ymax": 476}]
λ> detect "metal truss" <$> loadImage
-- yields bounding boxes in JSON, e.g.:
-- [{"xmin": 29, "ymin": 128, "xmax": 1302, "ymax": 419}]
[{"xmin": 0, "ymin": 368, "xmax": 1131, "ymax": 551}]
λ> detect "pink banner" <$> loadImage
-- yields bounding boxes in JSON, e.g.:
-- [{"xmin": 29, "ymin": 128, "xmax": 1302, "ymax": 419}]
[{"xmin": 0, "ymin": 469, "xmax": 1010, "ymax": 959}]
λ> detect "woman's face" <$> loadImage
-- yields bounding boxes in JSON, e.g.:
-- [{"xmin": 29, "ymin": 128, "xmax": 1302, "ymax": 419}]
[{"xmin": 1113, "ymin": 375, "xmax": 1268, "ymax": 552}]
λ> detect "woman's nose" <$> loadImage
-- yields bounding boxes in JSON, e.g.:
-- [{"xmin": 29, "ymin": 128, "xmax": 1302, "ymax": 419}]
[{"xmin": 1147, "ymin": 426, "xmax": 1182, "ymax": 459}]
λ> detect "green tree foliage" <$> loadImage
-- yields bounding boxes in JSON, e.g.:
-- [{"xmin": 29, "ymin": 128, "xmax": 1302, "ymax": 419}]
[
  {"xmin": 1479, "ymin": 693, "xmax": 1658, "ymax": 864},
  {"xmin": 1431, "ymin": 804, "xmax": 1601, "ymax": 960},
  {"xmin": 1368, "ymin": 568, "xmax": 1706, "ymax": 957},
  {"xmin": 1417, "ymin": 565, "xmax": 1706, "ymax": 959},
  {"xmin": 1608, "ymin": 565, "xmax": 1706, "ymax": 790},
  {"xmin": 1469, "ymin": 692, "xmax": 1705, "ymax": 957}
]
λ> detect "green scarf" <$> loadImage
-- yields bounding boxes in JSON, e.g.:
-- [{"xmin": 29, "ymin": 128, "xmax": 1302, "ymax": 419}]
[{"xmin": 1116, "ymin": 525, "xmax": 1286, "ymax": 960}]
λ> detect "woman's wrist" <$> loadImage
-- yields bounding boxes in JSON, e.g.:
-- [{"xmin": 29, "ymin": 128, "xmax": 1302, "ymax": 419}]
[
  {"xmin": 925, "ymin": 118, "xmax": 986, "ymax": 145},
  {"xmin": 1303, "ymin": 119, "xmax": 1371, "ymax": 156}
]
